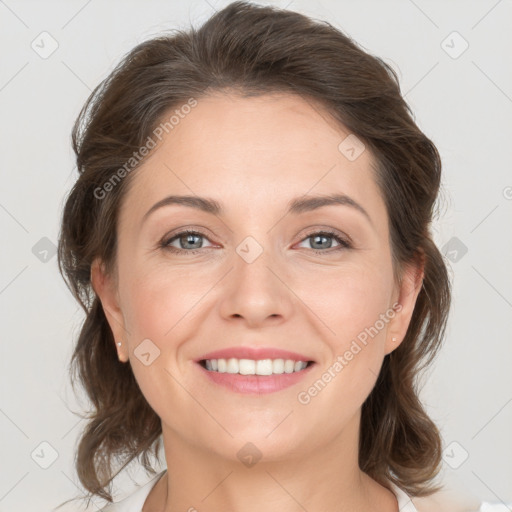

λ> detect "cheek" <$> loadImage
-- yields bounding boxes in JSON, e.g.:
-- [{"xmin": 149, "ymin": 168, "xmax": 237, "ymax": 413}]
[
  {"xmin": 121, "ymin": 263, "xmax": 207, "ymax": 342},
  {"xmin": 121, "ymin": 250, "xmax": 394, "ymax": 355},
  {"xmin": 118, "ymin": 266, "xmax": 205, "ymax": 421},
  {"xmin": 295, "ymin": 267, "xmax": 394, "ymax": 429},
  {"xmin": 301, "ymin": 260, "xmax": 394, "ymax": 348}
]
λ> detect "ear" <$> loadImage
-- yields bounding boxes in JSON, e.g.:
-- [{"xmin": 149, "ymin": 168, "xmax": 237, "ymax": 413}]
[
  {"xmin": 90, "ymin": 258, "xmax": 129, "ymax": 362},
  {"xmin": 384, "ymin": 251, "xmax": 425, "ymax": 355}
]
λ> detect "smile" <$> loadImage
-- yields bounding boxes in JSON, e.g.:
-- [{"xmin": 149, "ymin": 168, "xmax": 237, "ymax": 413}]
[
  {"xmin": 196, "ymin": 358, "xmax": 316, "ymax": 394},
  {"xmin": 200, "ymin": 357, "xmax": 313, "ymax": 375}
]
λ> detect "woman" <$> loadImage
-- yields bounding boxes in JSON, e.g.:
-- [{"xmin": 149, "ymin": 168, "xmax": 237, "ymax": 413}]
[{"xmin": 56, "ymin": 2, "xmax": 482, "ymax": 511}]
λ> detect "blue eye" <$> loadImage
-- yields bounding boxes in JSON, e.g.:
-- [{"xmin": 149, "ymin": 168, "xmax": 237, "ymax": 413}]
[
  {"xmin": 161, "ymin": 230, "xmax": 213, "ymax": 254},
  {"xmin": 297, "ymin": 230, "xmax": 351, "ymax": 253},
  {"xmin": 160, "ymin": 229, "xmax": 351, "ymax": 255}
]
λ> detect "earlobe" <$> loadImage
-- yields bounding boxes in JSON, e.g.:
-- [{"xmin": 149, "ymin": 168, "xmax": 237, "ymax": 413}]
[
  {"xmin": 90, "ymin": 258, "xmax": 128, "ymax": 361},
  {"xmin": 385, "ymin": 253, "xmax": 425, "ymax": 355}
]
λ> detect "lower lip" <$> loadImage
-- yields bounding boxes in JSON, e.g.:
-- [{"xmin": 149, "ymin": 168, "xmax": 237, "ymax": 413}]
[{"xmin": 197, "ymin": 362, "xmax": 315, "ymax": 394}]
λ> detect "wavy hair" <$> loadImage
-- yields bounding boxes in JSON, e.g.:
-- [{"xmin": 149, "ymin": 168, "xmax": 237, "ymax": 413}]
[{"xmin": 57, "ymin": 1, "xmax": 451, "ymax": 507}]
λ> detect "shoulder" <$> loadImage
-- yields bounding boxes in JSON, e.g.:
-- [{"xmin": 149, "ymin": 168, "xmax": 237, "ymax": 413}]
[
  {"xmin": 410, "ymin": 487, "xmax": 485, "ymax": 512},
  {"xmin": 385, "ymin": 478, "xmax": 488, "ymax": 512},
  {"xmin": 99, "ymin": 470, "xmax": 167, "ymax": 512}
]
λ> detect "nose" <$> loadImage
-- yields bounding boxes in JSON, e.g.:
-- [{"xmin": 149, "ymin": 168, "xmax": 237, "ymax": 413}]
[{"xmin": 217, "ymin": 241, "xmax": 294, "ymax": 328}]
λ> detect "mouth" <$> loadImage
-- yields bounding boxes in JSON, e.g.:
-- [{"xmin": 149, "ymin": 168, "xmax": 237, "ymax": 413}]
[
  {"xmin": 198, "ymin": 357, "xmax": 315, "ymax": 375},
  {"xmin": 195, "ymin": 355, "xmax": 316, "ymax": 394}
]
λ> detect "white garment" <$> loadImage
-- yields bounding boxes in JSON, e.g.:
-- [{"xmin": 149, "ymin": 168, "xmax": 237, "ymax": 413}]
[
  {"xmin": 388, "ymin": 481, "xmax": 421, "ymax": 511},
  {"xmin": 100, "ymin": 471, "xmax": 165, "ymax": 512},
  {"xmin": 99, "ymin": 470, "xmax": 418, "ymax": 512}
]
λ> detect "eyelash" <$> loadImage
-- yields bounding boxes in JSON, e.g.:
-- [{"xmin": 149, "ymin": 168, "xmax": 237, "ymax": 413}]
[{"xmin": 159, "ymin": 229, "xmax": 352, "ymax": 255}]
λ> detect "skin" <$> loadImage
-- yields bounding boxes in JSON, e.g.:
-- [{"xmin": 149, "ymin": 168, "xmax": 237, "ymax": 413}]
[{"xmin": 91, "ymin": 91, "xmax": 423, "ymax": 512}]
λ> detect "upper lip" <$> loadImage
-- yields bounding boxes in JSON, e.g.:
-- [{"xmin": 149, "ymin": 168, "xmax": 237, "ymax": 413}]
[{"xmin": 195, "ymin": 347, "xmax": 315, "ymax": 363}]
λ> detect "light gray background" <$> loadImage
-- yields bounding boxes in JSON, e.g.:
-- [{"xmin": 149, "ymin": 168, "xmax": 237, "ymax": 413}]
[{"xmin": 1, "ymin": 0, "xmax": 511, "ymax": 510}]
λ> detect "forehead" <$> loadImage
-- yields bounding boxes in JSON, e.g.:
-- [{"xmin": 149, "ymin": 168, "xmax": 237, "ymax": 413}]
[{"xmin": 119, "ymin": 92, "xmax": 384, "ymax": 227}]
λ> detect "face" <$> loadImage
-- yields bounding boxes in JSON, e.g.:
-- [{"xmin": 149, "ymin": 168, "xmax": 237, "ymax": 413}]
[{"xmin": 92, "ymin": 92, "xmax": 422, "ymax": 463}]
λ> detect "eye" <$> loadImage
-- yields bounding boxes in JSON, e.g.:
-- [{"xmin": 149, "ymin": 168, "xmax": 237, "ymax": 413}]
[
  {"xmin": 296, "ymin": 230, "xmax": 351, "ymax": 254},
  {"xmin": 160, "ymin": 230, "xmax": 214, "ymax": 254},
  {"xmin": 159, "ymin": 228, "xmax": 352, "ymax": 256}
]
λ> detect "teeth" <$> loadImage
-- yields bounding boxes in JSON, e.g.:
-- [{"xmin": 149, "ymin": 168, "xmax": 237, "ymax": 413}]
[
  {"xmin": 203, "ymin": 358, "xmax": 309, "ymax": 375},
  {"xmin": 284, "ymin": 359, "xmax": 295, "ymax": 373}
]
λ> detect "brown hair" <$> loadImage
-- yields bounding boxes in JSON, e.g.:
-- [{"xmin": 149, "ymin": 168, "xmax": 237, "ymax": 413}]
[{"xmin": 57, "ymin": 1, "xmax": 451, "ymax": 507}]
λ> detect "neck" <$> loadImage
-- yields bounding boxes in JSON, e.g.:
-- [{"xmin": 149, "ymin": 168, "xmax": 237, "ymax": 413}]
[{"xmin": 147, "ymin": 413, "xmax": 398, "ymax": 512}]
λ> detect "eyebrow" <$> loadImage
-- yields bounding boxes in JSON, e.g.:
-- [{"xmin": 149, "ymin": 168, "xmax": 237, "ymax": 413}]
[{"xmin": 141, "ymin": 193, "xmax": 373, "ymax": 226}]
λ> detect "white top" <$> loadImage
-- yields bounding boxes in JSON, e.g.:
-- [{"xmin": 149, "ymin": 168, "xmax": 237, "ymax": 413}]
[
  {"xmin": 388, "ymin": 481, "xmax": 421, "ymax": 511},
  {"xmin": 99, "ymin": 470, "xmax": 420, "ymax": 512}
]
